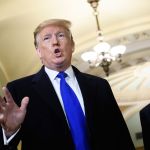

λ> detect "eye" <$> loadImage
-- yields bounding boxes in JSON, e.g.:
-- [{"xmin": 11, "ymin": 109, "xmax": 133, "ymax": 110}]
[
  {"xmin": 57, "ymin": 32, "xmax": 65, "ymax": 39},
  {"xmin": 43, "ymin": 36, "xmax": 50, "ymax": 41}
]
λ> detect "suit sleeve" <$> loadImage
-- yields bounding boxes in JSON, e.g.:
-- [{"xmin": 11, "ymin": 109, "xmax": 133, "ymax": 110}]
[
  {"xmin": 97, "ymin": 79, "xmax": 135, "ymax": 150},
  {"xmin": 140, "ymin": 105, "xmax": 150, "ymax": 150},
  {"xmin": 0, "ymin": 127, "xmax": 18, "ymax": 150}
]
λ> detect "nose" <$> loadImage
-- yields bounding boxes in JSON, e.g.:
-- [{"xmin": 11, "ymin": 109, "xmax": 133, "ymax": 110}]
[{"xmin": 51, "ymin": 35, "xmax": 59, "ymax": 45}]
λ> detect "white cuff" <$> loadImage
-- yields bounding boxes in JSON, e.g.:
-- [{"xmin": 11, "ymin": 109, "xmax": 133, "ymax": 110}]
[{"xmin": 2, "ymin": 128, "xmax": 20, "ymax": 145}]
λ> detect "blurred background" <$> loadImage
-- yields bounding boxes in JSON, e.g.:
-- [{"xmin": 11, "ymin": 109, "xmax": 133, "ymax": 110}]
[{"xmin": 1, "ymin": 0, "xmax": 150, "ymax": 149}]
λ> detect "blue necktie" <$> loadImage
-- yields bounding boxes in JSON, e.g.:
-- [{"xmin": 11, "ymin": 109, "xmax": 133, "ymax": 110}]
[{"xmin": 57, "ymin": 72, "xmax": 90, "ymax": 150}]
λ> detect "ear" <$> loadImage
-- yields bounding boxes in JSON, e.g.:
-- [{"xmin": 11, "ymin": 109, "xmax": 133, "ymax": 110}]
[
  {"xmin": 72, "ymin": 47, "xmax": 75, "ymax": 52},
  {"xmin": 36, "ymin": 48, "xmax": 42, "ymax": 58},
  {"xmin": 72, "ymin": 40, "xmax": 75, "ymax": 52}
]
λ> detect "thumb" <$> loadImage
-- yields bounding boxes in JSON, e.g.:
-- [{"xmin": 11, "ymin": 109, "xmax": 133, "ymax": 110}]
[{"xmin": 20, "ymin": 97, "xmax": 29, "ymax": 111}]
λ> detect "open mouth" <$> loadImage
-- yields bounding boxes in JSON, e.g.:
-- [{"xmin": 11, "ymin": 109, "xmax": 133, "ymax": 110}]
[
  {"xmin": 54, "ymin": 48, "xmax": 60, "ymax": 53},
  {"xmin": 54, "ymin": 48, "xmax": 61, "ymax": 57}
]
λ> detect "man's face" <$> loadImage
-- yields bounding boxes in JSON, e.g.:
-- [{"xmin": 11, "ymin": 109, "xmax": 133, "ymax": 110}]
[{"xmin": 36, "ymin": 25, "xmax": 74, "ymax": 71}]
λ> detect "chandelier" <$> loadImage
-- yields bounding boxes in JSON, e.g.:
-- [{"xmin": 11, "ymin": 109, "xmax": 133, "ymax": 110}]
[{"xmin": 81, "ymin": 0, "xmax": 126, "ymax": 76}]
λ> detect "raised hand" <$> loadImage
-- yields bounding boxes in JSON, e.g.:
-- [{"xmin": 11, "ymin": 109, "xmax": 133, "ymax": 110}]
[{"xmin": 0, "ymin": 87, "xmax": 29, "ymax": 136}]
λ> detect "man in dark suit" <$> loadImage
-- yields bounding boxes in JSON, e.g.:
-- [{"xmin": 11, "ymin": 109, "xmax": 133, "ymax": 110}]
[
  {"xmin": 140, "ymin": 104, "xmax": 150, "ymax": 150},
  {"xmin": 0, "ymin": 18, "xmax": 135, "ymax": 150}
]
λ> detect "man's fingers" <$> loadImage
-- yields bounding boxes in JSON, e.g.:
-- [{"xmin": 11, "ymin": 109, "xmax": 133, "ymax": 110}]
[
  {"xmin": 2, "ymin": 87, "xmax": 14, "ymax": 103},
  {"xmin": 0, "ymin": 97, "xmax": 5, "ymax": 123},
  {"xmin": 0, "ymin": 113, "xmax": 4, "ymax": 120},
  {"xmin": 20, "ymin": 97, "xmax": 29, "ymax": 111},
  {"xmin": 0, "ymin": 96, "xmax": 6, "ymax": 106}
]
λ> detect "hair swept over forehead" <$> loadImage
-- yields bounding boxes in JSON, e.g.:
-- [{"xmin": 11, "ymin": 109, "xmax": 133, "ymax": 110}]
[
  {"xmin": 33, "ymin": 18, "xmax": 72, "ymax": 47},
  {"xmin": 34, "ymin": 18, "xmax": 72, "ymax": 33}
]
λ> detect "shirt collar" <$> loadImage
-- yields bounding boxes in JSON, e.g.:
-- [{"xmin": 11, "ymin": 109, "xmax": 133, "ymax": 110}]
[{"xmin": 44, "ymin": 66, "xmax": 75, "ymax": 81}]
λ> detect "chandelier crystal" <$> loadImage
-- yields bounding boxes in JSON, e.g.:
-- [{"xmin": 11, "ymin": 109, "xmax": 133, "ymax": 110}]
[{"xmin": 81, "ymin": 0, "xmax": 126, "ymax": 76}]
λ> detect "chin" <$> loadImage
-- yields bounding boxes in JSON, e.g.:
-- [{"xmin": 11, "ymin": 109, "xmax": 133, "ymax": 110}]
[
  {"xmin": 54, "ymin": 61, "xmax": 65, "ymax": 67},
  {"xmin": 54, "ymin": 58, "xmax": 65, "ymax": 65}
]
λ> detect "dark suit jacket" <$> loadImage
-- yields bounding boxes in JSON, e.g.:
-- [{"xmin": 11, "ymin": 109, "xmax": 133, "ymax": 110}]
[
  {"xmin": 140, "ymin": 104, "xmax": 150, "ymax": 150},
  {"xmin": 0, "ymin": 66, "xmax": 135, "ymax": 150}
]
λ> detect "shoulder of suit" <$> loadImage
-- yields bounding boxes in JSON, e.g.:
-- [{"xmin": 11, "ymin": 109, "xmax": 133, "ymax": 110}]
[
  {"xmin": 72, "ymin": 65, "xmax": 107, "ymax": 83},
  {"xmin": 140, "ymin": 104, "xmax": 150, "ymax": 114},
  {"xmin": 7, "ymin": 67, "xmax": 44, "ymax": 86}
]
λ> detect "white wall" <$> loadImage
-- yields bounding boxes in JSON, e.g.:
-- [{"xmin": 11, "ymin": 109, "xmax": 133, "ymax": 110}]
[{"xmin": 126, "ymin": 112, "xmax": 143, "ymax": 148}]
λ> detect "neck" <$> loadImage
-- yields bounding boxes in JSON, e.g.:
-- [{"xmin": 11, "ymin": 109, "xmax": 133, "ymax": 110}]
[{"xmin": 45, "ymin": 64, "xmax": 71, "ymax": 72}]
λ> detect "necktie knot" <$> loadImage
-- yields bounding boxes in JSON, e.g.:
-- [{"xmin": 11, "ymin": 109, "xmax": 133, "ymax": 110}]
[{"xmin": 57, "ymin": 71, "xmax": 68, "ymax": 79}]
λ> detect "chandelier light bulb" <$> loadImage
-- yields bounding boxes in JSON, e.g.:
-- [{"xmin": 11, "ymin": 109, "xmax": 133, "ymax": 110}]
[
  {"xmin": 94, "ymin": 42, "xmax": 111, "ymax": 53},
  {"xmin": 110, "ymin": 45, "xmax": 126, "ymax": 56},
  {"xmin": 81, "ymin": 51, "xmax": 97, "ymax": 62}
]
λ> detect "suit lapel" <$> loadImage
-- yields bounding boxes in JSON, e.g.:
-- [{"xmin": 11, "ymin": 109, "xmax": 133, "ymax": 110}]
[
  {"xmin": 72, "ymin": 66, "xmax": 96, "ymax": 125},
  {"xmin": 72, "ymin": 66, "xmax": 97, "ymax": 145},
  {"xmin": 32, "ymin": 67, "xmax": 68, "ymax": 124}
]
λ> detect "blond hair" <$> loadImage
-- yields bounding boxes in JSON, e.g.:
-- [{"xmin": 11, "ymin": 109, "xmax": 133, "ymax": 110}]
[{"xmin": 33, "ymin": 19, "xmax": 74, "ymax": 48}]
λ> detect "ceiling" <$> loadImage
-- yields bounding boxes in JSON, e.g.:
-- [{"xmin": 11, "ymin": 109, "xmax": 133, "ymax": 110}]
[{"xmin": 0, "ymin": 0, "xmax": 150, "ymax": 119}]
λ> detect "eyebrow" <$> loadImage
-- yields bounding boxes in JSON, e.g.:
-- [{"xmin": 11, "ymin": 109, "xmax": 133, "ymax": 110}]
[{"xmin": 43, "ymin": 33, "xmax": 51, "ymax": 37}]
